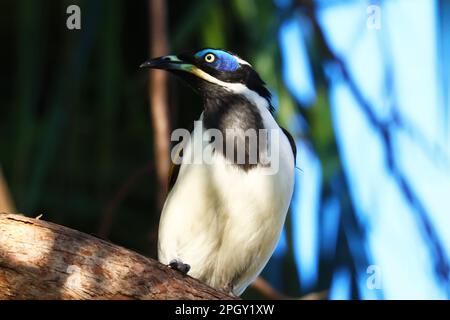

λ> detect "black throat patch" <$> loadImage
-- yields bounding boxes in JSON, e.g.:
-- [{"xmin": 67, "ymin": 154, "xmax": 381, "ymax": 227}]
[{"xmin": 203, "ymin": 92, "xmax": 268, "ymax": 171}]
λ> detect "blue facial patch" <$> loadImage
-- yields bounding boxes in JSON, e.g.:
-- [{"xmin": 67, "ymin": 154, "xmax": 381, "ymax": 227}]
[{"xmin": 194, "ymin": 49, "xmax": 240, "ymax": 72}]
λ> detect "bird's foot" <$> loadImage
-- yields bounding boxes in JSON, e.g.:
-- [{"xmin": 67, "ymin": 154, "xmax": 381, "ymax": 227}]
[{"xmin": 169, "ymin": 259, "xmax": 191, "ymax": 274}]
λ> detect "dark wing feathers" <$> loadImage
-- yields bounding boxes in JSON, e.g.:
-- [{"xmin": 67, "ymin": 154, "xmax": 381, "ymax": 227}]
[
  {"xmin": 168, "ymin": 161, "xmax": 181, "ymax": 193},
  {"xmin": 167, "ymin": 139, "xmax": 185, "ymax": 193},
  {"xmin": 281, "ymin": 127, "xmax": 297, "ymax": 160}
]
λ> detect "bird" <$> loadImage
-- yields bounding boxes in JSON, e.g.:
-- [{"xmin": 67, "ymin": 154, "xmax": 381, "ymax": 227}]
[{"xmin": 140, "ymin": 48, "xmax": 296, "ymax": 296}]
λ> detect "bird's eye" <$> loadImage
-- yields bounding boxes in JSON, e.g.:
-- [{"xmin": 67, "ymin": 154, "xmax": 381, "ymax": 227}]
[{"xmin": 204, "ymin": 53, "xmax": 216, "ymax": 63}]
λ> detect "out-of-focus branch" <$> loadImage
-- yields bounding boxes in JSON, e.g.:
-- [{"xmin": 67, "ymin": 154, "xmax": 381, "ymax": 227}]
[
  {"xmin": 251, "ymin": 277, "xmax": 290, "ymax": 300},
  {"xmin": 251, "ymin": 277, "xmax": 328, "ymax": 300},
  {"xmin": 148, "ymin": 0, "xmax": 171, "ymax": 211},
  {"xmin": 0, "ymin": 167, "xmax": 15, "ymax": 214}
]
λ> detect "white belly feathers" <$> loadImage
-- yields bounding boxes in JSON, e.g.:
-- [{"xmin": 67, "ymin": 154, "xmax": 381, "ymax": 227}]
[{"xmin": 158, "ymin": 111, "xmax": 295, "ymax": 295}]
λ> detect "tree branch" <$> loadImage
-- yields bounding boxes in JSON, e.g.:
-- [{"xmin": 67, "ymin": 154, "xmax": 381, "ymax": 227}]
[{"xmin": 0, "ymin": 213, "xmax": 235, "ymax": 300}]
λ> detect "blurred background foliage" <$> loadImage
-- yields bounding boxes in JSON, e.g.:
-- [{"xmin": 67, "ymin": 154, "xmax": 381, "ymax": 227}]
[{"xmin": 1, "ymin": 0, "xmax": 450, "ymax": 299}]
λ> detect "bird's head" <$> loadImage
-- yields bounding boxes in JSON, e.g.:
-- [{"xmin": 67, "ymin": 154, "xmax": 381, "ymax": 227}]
[{"xmin": 140, "ymin": 48, "xmax": 273, "ymax": 110}]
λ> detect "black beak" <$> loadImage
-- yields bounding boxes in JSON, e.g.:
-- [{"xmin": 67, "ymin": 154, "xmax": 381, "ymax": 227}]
[
  {"xmin": 140, "ymin": 54, "xmax": 209, "ymax": 91},
  {"xmin": 140, "ymin": 55, "xmax": 191, "ymax": 71}
]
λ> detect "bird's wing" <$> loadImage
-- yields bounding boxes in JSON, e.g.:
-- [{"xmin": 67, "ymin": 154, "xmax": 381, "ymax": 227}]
[
  {"xmin": 168, "ymin": 138, "xmax": 186, "ymax": 193},
  {"xmin": 168, "ymin": 114, "xmax": 202, "ymax": 193},
  {"xmin": 280, "ymin": 126, "xmax": 297, "ymax": 160}
]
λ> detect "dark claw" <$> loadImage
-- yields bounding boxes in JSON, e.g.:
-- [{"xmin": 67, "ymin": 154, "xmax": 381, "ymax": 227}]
[{"xmin": 169, "ymin": 259, "xmax": 191, "ymax": 274}]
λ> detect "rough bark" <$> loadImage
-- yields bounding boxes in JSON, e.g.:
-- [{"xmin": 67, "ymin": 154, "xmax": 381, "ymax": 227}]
[{"xmin": 0, "ymin": 213, "xmax": 235, "ymax": 300}]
